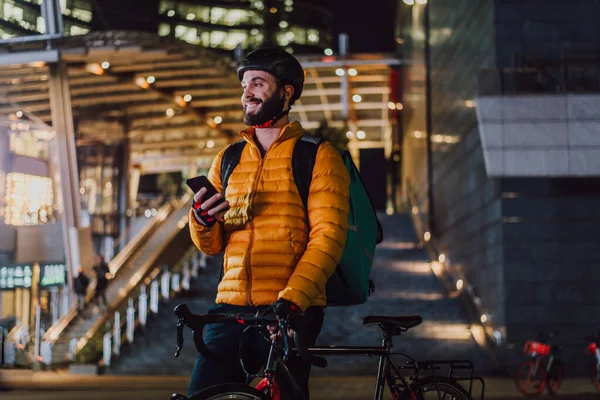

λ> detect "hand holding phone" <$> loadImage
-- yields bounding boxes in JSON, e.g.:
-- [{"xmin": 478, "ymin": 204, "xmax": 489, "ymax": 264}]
[{"xmin": 186, "ymin": 176, "xmax": 230, "ymax": 226}]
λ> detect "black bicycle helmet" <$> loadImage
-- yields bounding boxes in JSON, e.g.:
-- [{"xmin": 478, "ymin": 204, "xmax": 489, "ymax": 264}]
[{"xmin": 237, "ymin": 47, "xmax": 304, "ymax": 105}]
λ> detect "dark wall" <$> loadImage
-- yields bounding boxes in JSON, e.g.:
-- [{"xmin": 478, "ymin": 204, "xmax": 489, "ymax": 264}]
[
  {"xmin": 501, "ymin": 178, "xmax": 600, "ymax": 373},
  {"xmin": 427, "ymin": 0, "xmax": 505, "ymax": 328},
  {"xmin": 495, "ymin": 0, "xmax": 600, "ymax": 67}
]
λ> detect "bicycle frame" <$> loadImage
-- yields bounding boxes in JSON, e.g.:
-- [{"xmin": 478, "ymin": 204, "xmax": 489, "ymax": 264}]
[{"xmin": 261, "ymin": 330, "xmax": 484, "ymax": 400}]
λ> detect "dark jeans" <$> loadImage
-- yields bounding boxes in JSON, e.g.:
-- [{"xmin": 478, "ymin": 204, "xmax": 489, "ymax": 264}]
[{"xmin": 187, "ymin": 303, "xmax": 324, "ymax": 399}]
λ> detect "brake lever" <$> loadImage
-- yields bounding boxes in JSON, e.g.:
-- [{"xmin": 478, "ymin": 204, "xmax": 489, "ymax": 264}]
[{"xmin": 175, "ymin": 318, "xmax": 184, "ymax": 358}]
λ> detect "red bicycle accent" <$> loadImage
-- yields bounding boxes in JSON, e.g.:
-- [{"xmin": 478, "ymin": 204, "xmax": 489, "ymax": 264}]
[
  {"xmin": 256, "ymin": 377, "xmax": 280, "ymax": 400},
  {"xmin": 523, "ymin": 341, "xmax": 551, "ymax": 357},
  {"xmin": 516, "ymin": 360, "xmax": 546, "ymax": 397},
  {"xmin": 587, "ymin": 342, "xmax": 598, "ymax": 355}
]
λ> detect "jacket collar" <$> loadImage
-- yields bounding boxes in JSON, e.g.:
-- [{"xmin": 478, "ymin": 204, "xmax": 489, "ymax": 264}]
[{"xmin": 239, "ymin": 121, "xmax": 303, "ymax": 147}]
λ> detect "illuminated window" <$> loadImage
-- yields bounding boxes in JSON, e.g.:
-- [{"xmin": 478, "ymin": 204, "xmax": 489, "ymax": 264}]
[
  {"xmin": 223, "ymin": 9, "xmax": 248, "ymax": 25},
  {"xmin": 200, "ymin": 31, "xmax": 210, "ymax": 47},
  {"xmin": 5, "ymin": 173, "xmax": 54, "ymax": 226},
  {"xmin": 72, "ymin": 8, "xmax": 92, "ymax": 22},
  {"xmin": 9, "ymin": 129, "xmax": 52, "ymax": 160},
  {"xmin": 70, "ymin": 25, "xmax": 89, "ymax": 36},
  {"xmin": 159, "ymin": 1, "xmax": 174, "ymax": 14},
  {"xmin": 158, "ymin": 23, "xmax": 170, "ymax": 36},
  {"xmin": 224, "ymin": 31, "xmax": 248, "ymax": 49},
  {"xmin": 211, "ymin": 7, "xmax": 226, "ymax": 23},
  {"xmin": 37, "ymin": 16, "xmax": 45, "ymax": 33},
  {"xmin": 210, "ymin": 31, "xmax": 226, "ymax": 47},
  {"xmin": 4, "ymin": 3, "xmax": 24, "ymax": 21},
  {"xmin": 307, "ymin": 29, "xmax": 319, "ymax": 43}
]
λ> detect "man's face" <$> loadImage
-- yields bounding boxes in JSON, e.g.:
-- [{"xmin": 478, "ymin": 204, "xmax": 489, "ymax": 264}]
[{"xmin": 241, "ymin": 70, "xmax": 284, "ymax": 126}]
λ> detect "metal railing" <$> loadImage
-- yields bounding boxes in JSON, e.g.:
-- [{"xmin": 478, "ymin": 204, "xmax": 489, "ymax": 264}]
[
  {"xmin": 41, "ymin": 195, "xmax": 180, "ymax": 349},
  {"xmin": 75, "ymin": 248, "xmax": 207, "ymax": 367}
]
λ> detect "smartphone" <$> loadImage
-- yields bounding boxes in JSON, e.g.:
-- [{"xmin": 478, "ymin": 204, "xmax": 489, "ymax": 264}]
[{"xmin": 186, "ymin": 175, "xmax": 229, "ymax": 211}]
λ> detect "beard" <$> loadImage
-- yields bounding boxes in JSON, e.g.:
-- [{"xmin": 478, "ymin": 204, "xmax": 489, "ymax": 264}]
[{"xmin": 243, "ymin": 91, "xmax": 285, "ymax": 126}]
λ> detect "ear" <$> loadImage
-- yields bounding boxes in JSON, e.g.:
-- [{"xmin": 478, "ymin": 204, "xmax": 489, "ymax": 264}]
[{"xmin": 283, "ymin": 84, "xmax": 295, "ymax": 102}]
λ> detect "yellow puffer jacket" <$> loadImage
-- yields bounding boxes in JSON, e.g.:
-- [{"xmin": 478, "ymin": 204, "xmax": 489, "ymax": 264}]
[{"xmin": 189, "ymin": 121, "xmax": 350, "ymax": 310}]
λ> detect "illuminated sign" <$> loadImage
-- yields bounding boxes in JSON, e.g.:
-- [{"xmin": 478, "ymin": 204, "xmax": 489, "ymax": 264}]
[
  {"xmin": 0, "ymin": 264, "xmax": 33, "ymax": 290},
  {"xmin": 40, "ymin": 263, "xmax": 67, "ymax": 287}
]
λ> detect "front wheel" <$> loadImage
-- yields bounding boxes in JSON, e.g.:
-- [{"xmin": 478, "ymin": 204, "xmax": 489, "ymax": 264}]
[
  {"xmin": 412, "ymin": 378, "xmax": 471, "ymax": 400},
  {"xmin": 515, "ymin": 360, "xmax": 546, "ymax": 397},
  {"xmin": 189, "ymin": 383, "xmax": 267, "ymax": 400},
  {"xmin": 546, "ymin": 360, "xmax": 564, "ymax": 395}
]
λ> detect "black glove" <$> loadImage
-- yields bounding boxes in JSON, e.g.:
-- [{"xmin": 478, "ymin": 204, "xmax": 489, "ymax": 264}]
[
  {"xmin": 192, "ymin": 200, "xmax": 217, "ymax": 227},
  {"xmin": 271, "ymin": 299, "xmax": 301, "ymax": 318}
]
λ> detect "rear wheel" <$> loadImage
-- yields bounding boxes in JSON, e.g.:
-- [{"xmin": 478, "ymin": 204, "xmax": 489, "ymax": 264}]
[
  {"xmin": 413, "ymin": 378, "xmax": 471, "ymax": 400},
  {"xmin": 515, "ymin": 360, "xmax": 546, "ymax": 397},
  {"xmin": 546, "ymin": 360, "xmax": 564, "ymax": 395},
  {"xmin": 189, "ymin": 383, "xmax": 266, "ymax": 400}
]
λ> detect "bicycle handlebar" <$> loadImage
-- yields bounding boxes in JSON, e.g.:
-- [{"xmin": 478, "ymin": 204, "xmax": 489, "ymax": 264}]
[{"xmin": 173, "ymin": 303, "xmax": 327, "ymax": 368}]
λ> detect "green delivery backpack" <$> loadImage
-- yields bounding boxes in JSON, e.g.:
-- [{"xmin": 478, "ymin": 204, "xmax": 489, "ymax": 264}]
[{"xmin": 221, "ymin": 135, "xmax": 383, "ymax": 306}]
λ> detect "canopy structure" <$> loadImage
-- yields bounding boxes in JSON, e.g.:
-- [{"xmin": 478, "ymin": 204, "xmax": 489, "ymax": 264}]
[{"xmin": 0, "ymin": 30, "xmax": 402, "ymax": 174}]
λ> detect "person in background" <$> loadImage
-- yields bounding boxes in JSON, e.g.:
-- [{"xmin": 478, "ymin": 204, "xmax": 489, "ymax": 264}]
[
  {"xmin": 74, "ymin": 266, "xmax": 90, "ymax": 313},
  {"xmin": 93, "ymin": 255, "xmax": 110, "ymax": 308}
]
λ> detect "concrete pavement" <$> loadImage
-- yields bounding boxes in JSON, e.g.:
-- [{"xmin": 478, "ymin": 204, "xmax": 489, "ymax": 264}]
[{"xmin": 2, "ymin": 370, "xmax": 600, "ymax": 399}]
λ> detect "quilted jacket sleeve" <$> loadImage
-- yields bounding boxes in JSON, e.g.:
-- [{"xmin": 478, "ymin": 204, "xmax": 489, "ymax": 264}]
[
  {"xmin": 278, "ymin": 141, "xmax": 350, "ymax": 310},
  {"xmin": 188, "ymin": 149, "xmax": 227, "ymax": 255}
]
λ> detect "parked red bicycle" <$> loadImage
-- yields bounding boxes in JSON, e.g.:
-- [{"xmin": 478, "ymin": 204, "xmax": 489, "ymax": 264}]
[
  {"xmin": 514, "ymin": 332, "xmax": 563, "ymax": 397},
  {"xmin": 584, "ymin": 333, "xmax": 600, "ymax": 391}
]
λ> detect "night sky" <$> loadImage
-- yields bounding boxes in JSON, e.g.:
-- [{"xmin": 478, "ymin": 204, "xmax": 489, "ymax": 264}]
[{"xmin": 329, "ymin": 0, "xmax": 397, "ymax": 54}]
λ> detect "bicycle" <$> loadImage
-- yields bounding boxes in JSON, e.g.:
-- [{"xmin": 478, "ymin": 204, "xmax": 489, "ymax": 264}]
[
  {"xmin": 170, "ymin": 303, "xmax": 485, "ymax": 400},
  {"xmin": 514, "ymin": 332, "xmax": 563, "ymax": 397},
  {"xmin": 584, "ymin": 333, "xmax": 600, "ymax": 391}
]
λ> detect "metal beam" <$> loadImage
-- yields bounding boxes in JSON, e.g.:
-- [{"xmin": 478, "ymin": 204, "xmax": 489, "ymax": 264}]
[{"xmin": 0, "ymin": 50, "xmax": 58, "ymax": 66}]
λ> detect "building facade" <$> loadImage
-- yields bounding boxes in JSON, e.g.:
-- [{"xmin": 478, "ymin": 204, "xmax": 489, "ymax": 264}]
[
  {"xmin": 0, "ymin": 0, "xmax": 332, "ymax": 53},
  {"xmin": 399, "ymin": 0, "xmax": 600, "ymax": 372}
]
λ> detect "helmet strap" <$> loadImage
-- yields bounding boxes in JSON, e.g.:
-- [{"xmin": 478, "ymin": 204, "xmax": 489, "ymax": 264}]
[{"xmin": 253, "ymin": 93, "xmax": 290, "ymax": 128}]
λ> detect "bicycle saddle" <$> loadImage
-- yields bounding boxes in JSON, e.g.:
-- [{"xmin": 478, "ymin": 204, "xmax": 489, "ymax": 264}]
[{"xmin": 362, "ymin": 315, "xmax": 423, "ymax": 330}]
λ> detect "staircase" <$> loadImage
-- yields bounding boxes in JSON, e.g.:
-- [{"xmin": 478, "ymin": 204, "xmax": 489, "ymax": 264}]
[
  {"xmin": 47, "ymin": 196, "xmax": 193, "ymax": 366},
  {"xmin": 315, "ymin": 213, "xmax": 489, "ymax": 376},
  {"xmin": 107, "ymin": 256, "xmax": 222, "ymax": 375},
  {"xmin": 107, "ymin": 213, "xmax": 491, "ymax": 376}
]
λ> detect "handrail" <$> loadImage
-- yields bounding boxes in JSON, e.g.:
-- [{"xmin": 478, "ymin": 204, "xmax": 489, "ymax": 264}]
[
  {"xmin": 74, "ymin": 193, "xmax": 192, "ymax": 358},
  {"xmin": 42, "ymin": 196, "xmax": 178, "ymax": 344}
]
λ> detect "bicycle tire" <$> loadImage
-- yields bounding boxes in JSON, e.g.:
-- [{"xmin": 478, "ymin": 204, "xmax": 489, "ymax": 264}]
[
  {"xmin": 412, "ymin": 377, "xmax": 472, "ymax": 400},
  {"xmin": 546, "ymin": 360, "xmax": 564, "ymax": 395},
  {"xmin": 515, "ymin": 360, "xmax": 546, "ymax": 397},
  {"xmin": 189, "ymin": 383, "xmax": 266, "ymax": 400},
  {"xmin": 592, "ymin": 363, "xmax": 600, "ymax": 392}
]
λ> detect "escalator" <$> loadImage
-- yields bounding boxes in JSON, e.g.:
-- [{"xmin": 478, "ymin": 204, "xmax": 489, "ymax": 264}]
[{"xmin": 43, "ymin": 193, "xmax": 194, "ymax": 367}]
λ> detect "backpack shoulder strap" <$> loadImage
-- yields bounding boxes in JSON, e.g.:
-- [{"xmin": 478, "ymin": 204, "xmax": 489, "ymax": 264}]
[
  {"xmin": 221, "ymin": 140, "xmax": 246, "ymax": 197},
  {"xmin": 292, "ymin": 135, "xmax": 323, "ymax": 209}
]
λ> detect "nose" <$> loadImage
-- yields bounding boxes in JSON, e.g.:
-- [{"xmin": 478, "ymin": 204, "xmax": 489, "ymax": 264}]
[{"xmin": 242, "ymin": 86, "xmax": 252, "ymax": 99}]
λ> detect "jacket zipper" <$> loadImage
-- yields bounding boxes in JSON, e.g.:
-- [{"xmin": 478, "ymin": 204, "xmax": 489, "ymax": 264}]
[{"xmin": 246, "ymin": 142, "xmax": 268, "ymax": 306}]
